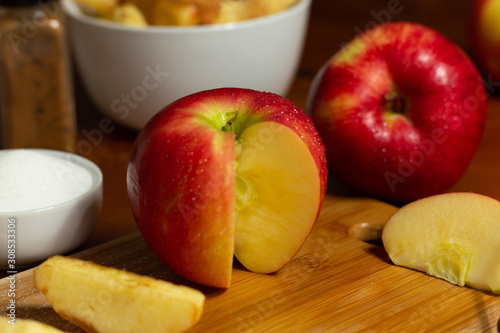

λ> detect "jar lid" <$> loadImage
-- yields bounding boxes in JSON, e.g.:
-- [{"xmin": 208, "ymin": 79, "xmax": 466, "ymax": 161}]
[{"xmin": 0, "ymin": 0, "xmax": 54, "ymax": 6}]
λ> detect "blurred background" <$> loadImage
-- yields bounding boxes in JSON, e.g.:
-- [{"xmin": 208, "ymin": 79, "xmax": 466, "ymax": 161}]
[
  {"xmin": 289, "ymin": 0, "xmax": 478, "ymax": 109},
  {"xmin": 70, "ymin": 0, "xmax": 486, "ymax": 247}
]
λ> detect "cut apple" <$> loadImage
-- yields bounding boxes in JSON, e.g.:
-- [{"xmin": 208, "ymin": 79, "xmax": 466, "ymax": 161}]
[
  {"xmin": 382, "ymin": 192, "xmax": 500, "ymax": 294},
  {"xmin": 34, "ymin": 256, "xmax": 205, "ymax": 333},
  {"xmin": 127, "ymin": 88, "xmax": 328, "ymax": 288}
]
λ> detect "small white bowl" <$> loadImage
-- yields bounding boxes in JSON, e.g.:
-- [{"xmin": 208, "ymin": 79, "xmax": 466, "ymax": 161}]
[
  {"xmin": 0, "ymin": 149, "xmax": 102, "ymax": 268},
  {"xmin": 63, "ymin": 0, "xmax": 311, "ymax": 130}
]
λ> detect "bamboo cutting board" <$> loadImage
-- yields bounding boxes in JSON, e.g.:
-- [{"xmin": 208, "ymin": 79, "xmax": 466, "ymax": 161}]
[{"xmin": 1, "ymin": 194, "xmax": 500, "ymax": 332}]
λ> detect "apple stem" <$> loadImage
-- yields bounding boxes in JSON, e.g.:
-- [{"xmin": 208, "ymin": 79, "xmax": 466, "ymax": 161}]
[
  {"xmin": 222, "ymin": 123, "xmax": 232, "ymax": 132},
  {"xmin": 222, "ymin": 111, "xmax": 238, "ymax": 132}
]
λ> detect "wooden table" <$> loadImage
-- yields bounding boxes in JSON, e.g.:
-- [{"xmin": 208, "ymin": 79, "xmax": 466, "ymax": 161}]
[{"xmin": 4, "ymin": 0, "xmax": 500, "ymax": 331}]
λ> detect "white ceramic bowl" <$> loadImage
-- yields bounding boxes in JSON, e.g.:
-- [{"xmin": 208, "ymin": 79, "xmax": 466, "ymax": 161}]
[
  {"xmin": 63, "ymin": 0, "xmax": 311, "ymax": 130},
  {"xmin": 0, "ymin": 149, "xmax": 102, "ymax": 268}
]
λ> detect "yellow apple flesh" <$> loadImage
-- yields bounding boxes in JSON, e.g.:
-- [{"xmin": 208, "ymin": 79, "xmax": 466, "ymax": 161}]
[
  {"xmin": 382, "ymin": 192, "xmax": 500, "ymax": 294},
  {"xmin": 34, "ymin": 256, "xmax": 205, "ymax": 333},
  {"xmin": 235, "ymin": 121, "xmax": 321, "ymax": 273}
]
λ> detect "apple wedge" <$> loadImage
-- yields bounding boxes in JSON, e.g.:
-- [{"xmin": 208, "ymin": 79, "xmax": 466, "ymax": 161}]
[
  {"xmin": 34, "ymin": 256, "xmax": 205, "ymax": 333},
  {"xmin": 127, "ymin": 88, "xmax": 328, "ymax": 288},
  {"xmin": 234, "ymin": 121, "xmax": 321, "ymax": 273},
  {"xmin": 382, "ymin": 192, "xmax": 500, "ymax": 294}
]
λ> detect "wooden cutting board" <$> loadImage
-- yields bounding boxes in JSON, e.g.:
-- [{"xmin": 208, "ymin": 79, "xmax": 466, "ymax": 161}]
[{"xmin": 1, "ymin": 194, "xmax": 500, "ymax": 332}]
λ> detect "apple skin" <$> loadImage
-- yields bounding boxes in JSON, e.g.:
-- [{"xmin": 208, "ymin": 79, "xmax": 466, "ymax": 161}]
[
  {"xmin": 307, "ymin": 22, "xmax": 487, "ymax": 203},
  {"xmin": 127, "ymin": 88, "xmax": 327, "ymax": 288},
  {"xmin": 470, "ymin": 0, "xmax": 500, "ymax": 82}
]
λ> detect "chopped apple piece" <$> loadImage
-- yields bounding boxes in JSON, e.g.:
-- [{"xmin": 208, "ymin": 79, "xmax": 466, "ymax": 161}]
[
  {"xmin": 213, "ymin": 0, "xmax": 299, "ymax": 24},
  {"xmin": 0, "ymin": 316, "xmax": 63, "ymax": 332},
  {"xmin": 73, "ymin": 0, "xmax": 119, "ymax": 16},
  {"xmin": 382, "ymin": 192, "xmax": 500, "ymax": 294},
  {"xmin": 123, "ymin": 0, "xmax": 157, "ymax": 23},
  {"xmin": 109, "ymin": 3, "xmax": 148, "ymax": 26},
  {"xmin": 34, "ymin": 256, "xmax": 205, "ymax": 333},
  {"xmin": 152, "ymin": 1, "xmax": 200, "ymax": 26}
]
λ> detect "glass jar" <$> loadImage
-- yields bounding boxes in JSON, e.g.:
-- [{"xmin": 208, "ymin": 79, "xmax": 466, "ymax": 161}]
[{"xmin": 0, "ymin": 0, "xmax": 76, "ymax": 151}]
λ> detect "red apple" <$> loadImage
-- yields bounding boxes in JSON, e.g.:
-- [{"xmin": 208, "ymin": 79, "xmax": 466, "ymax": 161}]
[
  {"xmin": 470, "ymin": 0, "xmax": 500, "ymax": 82},
  {"xmin": 307, "ymin": 22, "xmax": 487, "ymax": 203},
  {"xmin": 127, "ymin": 88, "xmax": 327, "ymax": 288}
]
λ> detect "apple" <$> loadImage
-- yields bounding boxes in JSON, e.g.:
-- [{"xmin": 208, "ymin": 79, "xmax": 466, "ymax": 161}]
[
  {"xmin": 34, "ymin": 256, "xmax": 205, "ymax": 333},
  {"xmin": 307, "ymin": 22, "xmax": 487, "ymax": 203},
  {"xmin": 127, "ymin": 87, "xmax": 328, "ymax": 288},
  {"xmin": 382, "ymin": 192, "xmax": 500, "ymax": 294},
  {"xmin": 470, "ymin": 0, "xmax": 500, "ymax": 82}
]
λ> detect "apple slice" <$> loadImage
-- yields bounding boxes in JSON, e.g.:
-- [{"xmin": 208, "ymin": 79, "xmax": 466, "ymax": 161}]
[
  {"xmin": 127, "ymin": 88, "xmax": 328, "ymax": 288},
  {"xmin": 234, "ymin": 121, "xmax": 321, "ymax": 273},
  {"xmin": 382, "ymin": 192, "xmax": 500, "ymax": 294},
  {"xmin": 0, "ymin": 316, "xmax": 64, "ymax": 333},
  {"xmin": 34, "ymin": 255, "xmax": 205, "ymax": 333}
]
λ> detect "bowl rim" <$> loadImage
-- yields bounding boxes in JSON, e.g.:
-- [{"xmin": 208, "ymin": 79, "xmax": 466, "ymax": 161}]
[
  {"xmin": 62, "ymin": 0, "xmax": 311, "ymax": 34},
  {"xmin": 0, "ymin": 149, "xmax": 103, "ymax": 215}
]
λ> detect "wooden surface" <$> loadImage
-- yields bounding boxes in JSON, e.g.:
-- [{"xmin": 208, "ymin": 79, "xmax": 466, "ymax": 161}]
[
  {"xmin": 3, "ymin": 195, "xmax": 500, "ymax": 332},
  {"xmin": 4, "ymin": 0, "xmax": 500, "ymax": 331}
]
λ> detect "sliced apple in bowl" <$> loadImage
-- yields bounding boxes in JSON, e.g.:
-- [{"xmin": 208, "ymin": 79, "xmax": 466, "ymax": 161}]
[
  {"xmin": 382, "ymin": 192, "xmax": 500, "ymax": 294},
  {"xmin": 127, "ymin": 88, "xmax": 328, "ymax": 288}
]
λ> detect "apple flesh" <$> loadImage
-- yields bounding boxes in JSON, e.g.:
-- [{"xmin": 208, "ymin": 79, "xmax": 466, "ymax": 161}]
[
  {"xmin": 382, "ymin": 192, "xmax": 500, "ymax": 294},
  {"xmin": 470, "ymin": 0, "xmax": 500, "ymax": 82},
  {"xmin": 34, "ymin": 256, "xmax": 205, "ymax": 333},
  {"xmin": 127, "ymin": 88, "xmax": 327, "ymax": 288},
  {"xmin": 307, "ymin": 22, "xmax": 487, "ymax": 203}
]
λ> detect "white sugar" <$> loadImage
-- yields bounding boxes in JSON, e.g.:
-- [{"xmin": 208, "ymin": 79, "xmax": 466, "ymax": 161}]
[{"xmin": 0, "ymin": 150, "xmax": 94, "ymax": 212}]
